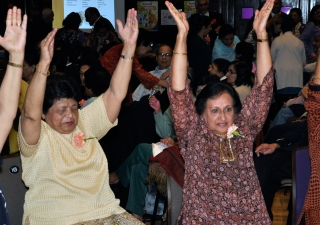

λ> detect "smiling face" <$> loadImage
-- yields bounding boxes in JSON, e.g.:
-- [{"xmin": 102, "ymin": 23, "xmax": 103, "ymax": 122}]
[
  {"xmin": 44, "ymin": 98, "xmax": 79, "ymax": 134},
  {"xmin": 202, "ymin": 92, "xmax": 235, "ymax": 136}
]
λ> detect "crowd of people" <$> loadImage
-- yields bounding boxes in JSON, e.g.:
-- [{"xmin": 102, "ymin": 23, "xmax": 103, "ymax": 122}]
[{"xmin": 0, "ymin": 0, "xmax": 319, "ymax": 224}]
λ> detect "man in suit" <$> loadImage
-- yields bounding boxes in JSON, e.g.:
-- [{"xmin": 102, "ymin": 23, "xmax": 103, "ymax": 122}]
[{"xmin": 188, "ymin": 0, "xmax": 224, "ymax": 47}]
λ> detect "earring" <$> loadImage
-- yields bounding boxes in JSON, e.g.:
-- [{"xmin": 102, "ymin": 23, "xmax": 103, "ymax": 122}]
[{"xmin": 41, "ymin": 114, "xmax": 45, "ymax": 120}]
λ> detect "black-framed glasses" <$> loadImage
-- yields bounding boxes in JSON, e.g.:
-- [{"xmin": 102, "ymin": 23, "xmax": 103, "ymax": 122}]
[{"xmin": 157, "ymin": 53, "xmax": 173, "ymax": 57}]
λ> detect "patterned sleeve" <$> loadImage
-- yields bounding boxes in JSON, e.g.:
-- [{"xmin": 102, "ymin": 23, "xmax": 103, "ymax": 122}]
[
  {"xmin": 237, "ymin": 68, "xmax": 274, "ymax": 138},
  {"xmin": 168, "ymin": 83, "xmax": 198, "ymax": 149},
  {"xmin": 305, "ymin": 80, "xmax": 320, "ymax": 142}
]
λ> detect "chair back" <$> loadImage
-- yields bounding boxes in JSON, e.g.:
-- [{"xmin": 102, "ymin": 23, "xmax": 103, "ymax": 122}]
[
  {"xmin": 292, "ymin": 147, "xmax": 311, "ymax": 224},
  {"xmin": 0, "ymin": 153, "xmax": 27, "ymax": 225},
  {"xmin": 167, "ymin": 174, "xmax": 182, "ymax": 225}
]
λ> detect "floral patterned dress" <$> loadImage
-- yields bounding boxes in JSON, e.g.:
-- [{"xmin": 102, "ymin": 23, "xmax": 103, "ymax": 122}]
[{"xmin": 168, "ymin": 68, "xmax": 274, "ymax": 224}]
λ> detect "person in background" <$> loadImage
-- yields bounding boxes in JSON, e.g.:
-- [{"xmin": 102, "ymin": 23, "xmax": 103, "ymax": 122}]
[
  {"xmin": 299, "ymin": 5, "xmax": 320, "ymax": 59},
  {"xmin": 100, "ymin": 28, "xmax": 168, "ymax": 106},
  {"xmin": 188, "ymin": 0, "xmax": 225, "ymax": 47},
  {"xmin": 212, "ymin": 24, "xmax": 240, "ymax": 62},
  {"xmin": 132, "ymin": 44, "xmax": 172, "ymax": 101},
  {"xmin": 0, "ymin": 6, "xmax": 27, "ymax": 224},
  {"xmin": 85, "ymin": 7, "xmax": 115, "ymax": 32},
  {"xmin": 187, "ymin": 14, "xmax": 212, "ymax": 82},
  {"xmin": 225, "ymin": 60, "xmax": 253, "ymax": 103},
  {"xmin": 271, "ymin": 17, "xmax": 306, "ymax": 113},
  {"xmin": 289, "ymin": 8, "xmax": 305, "ymax": 37},
  {"xmin": 208, "ymin": 58, "xmax": 229, "ymax": 81}
]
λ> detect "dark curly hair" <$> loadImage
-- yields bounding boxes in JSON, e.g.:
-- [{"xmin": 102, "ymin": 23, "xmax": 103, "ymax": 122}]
[
  {"xmin": 229, "ymin": 60, "xmax": 253, "ymax": 87},
  {"xmin": 43, "ymin": 76, "xmax": 81, "ymax": 114},
  {"xmin": 62, "ymin": 12, "xmax": 82, "ymax": 30}
]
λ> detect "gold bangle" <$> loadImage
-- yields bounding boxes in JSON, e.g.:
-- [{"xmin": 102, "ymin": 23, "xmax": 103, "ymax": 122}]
[
  {"xmin": 173, "ymin": 51, "xmax": 188, "ymax": 55},
  {"xmin": 7, "ymin": 62, "xmax": 23, "ymax": 68},
  {"xmin": 35, "ymin": 64, "xmax": 50, "ymax": 76},
  {"xmin": 120, "ymin": 55, "xmax": 134, "ymax": 60},
  {"xmin": 257, "ymin": 39, "xmax": 268, "ymax": 42}
]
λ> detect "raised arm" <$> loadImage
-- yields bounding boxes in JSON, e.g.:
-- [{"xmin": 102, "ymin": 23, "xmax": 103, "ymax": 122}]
[
  {"xmin": 0, "ymin": 7, "xmax": 27, "ymax": 152},
  {"xmin": 21, "ymin": 29, "xmax": 57, "ymax": 145},
  {"xmin": 102, "ymin": 9, "xmax": 138, "ymax": 123},
  {"xmin": 165, "ymin": 1, "xmax": 189, "ymax": 91},
  {"xmin": 254, "ymin": 0, "xmax": 274, "ymax": 85}
]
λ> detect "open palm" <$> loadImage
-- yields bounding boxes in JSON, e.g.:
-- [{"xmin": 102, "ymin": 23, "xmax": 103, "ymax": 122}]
[
  {"xmin": 0, "ymin": 7, "xmax": 27, "ymax": 54},
  {"xmin": 165, "ymin": 1, "xmax": 189, "ymax": 34},
  {"xmin": 117, "ymin": 8, "xmax": 138, "ymax": 45},
  {"xmin": 253, "ymin": 0, "xmax": 274, "ymax": 35}
]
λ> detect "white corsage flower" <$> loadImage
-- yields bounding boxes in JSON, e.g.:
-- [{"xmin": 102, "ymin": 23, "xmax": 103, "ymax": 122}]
[{"xmin": 227, "ymin": 124, "xmax": 245, "ymax": 139}]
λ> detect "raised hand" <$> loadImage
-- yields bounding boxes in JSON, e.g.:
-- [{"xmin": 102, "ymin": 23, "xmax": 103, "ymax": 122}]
[
  {"xmin": 116, "ymin": 8, "xmax": 138, "ymax": 46},
  {"xmin": 165, "ymin": 1, "xmax": 189, "ymax": 35},
  {"xmin": 39, "ymin": 29, "xmax": 58, "ymax": 64},
  {"xmin": 253, "ymin": 0, "xmax": 274, "ymax": 37},
  {"xmin": 0, "ymin": 7, "xmax": 27, "ymax": 57}
]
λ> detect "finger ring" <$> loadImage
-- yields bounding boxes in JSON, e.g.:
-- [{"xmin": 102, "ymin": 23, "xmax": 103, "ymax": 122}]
[
  {"xmin": 266, "ymin": 7, "xmax": 270, "ymax": 10},
  {"xmin": 17, "ymin": 23, "xmax": 20, "ymax": 26}
]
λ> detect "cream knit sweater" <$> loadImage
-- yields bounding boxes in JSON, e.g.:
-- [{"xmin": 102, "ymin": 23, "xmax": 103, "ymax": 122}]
[{"xmin": 18, "ymin": 95, "xmax": 125, "ymax": 225}]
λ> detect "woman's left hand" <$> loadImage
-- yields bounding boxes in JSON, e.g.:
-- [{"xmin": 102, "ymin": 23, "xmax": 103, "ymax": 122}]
[
  {"xmin": 253, "ymin": 0, "xmax": 274, "ymax": 37},
  {"xmin": 39, "ymin": 28, "xmax": 58, "ymax": 64}
]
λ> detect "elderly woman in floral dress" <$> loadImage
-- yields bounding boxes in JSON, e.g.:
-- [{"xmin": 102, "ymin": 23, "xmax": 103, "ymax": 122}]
[{"xmin": 165, "ymin": 0, "xmax": 274, "ymax": 224}]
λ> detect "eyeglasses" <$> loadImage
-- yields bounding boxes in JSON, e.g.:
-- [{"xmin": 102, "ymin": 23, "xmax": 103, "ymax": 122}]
[
  {"xmin": 157, "ymin": 53, "xmax": 173, "ymax": 57},
  {"xmin": 227, "ymin": 69, "xmax": 236, "ymax": 74}
]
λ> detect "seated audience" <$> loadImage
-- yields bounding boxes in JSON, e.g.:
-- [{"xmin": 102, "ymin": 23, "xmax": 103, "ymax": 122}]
[
  {"xmin": 18, "ymin": 9, "xmax": 144, "ymax": 224},
  {"xmin": 212, "ymin": 24, "xmax": 240, "ymax": 62},
  {"xmin": 100, "ymin": 28, "xmax": 168, "ymax": 106},
  {"xmin": 132, "ymin": 44, "xmax": 172, "ymax": 101}
]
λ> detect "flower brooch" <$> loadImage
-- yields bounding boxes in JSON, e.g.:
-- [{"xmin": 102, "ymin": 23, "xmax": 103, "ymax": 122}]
[
  {"xmin": 227, "ymin": 124, "xmax": 245, "ymax": 139},
  {"xmin": 73, "ymin": 132, "xmax": 97, "ymax": 148}
]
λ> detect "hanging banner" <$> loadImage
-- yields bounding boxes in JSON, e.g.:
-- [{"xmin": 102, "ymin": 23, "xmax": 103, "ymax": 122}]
[{"xmin": 137, "ymin": 1, "xmax": 158, "ymax": 31}]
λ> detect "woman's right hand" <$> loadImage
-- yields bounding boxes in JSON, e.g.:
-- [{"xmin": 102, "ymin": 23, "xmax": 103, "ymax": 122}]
[
  {"xmin": 165, "ymin": 1, "xmax": 189, "ymax": 36},
  {"xmin": 39, "ymin": 28, "xmax": 58, "ymax": 65},
  {"xmin": 116, "ymin": 8, "xmax": 138, "ymax": 47}
]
